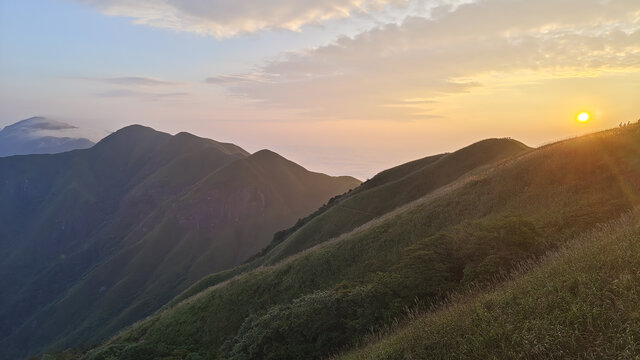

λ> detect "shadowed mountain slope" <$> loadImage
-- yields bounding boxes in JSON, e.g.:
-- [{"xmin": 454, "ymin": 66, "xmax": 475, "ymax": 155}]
[{"xmin": 0, "ymin": 125, "xmax": 359, "ymax": 359}]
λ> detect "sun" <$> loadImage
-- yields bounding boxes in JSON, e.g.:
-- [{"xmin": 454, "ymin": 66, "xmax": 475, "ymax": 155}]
[{"xmin": 577, "ymin": 112, "xmax": 590, "ymax": 122}]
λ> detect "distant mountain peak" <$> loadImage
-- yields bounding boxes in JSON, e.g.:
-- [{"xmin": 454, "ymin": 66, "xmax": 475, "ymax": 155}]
[
  {"xmin": 174, "ymin": 131, "xmax": 198, "ymax": 139},
  {"xmin": 0, "ymin": 117, "xmax": 95, "ymax": 157},
  {"xmin": 107, "ymin": 124, "xmax": 159, "ymax": 137},
  {"xmin": 95, "ymin": 125, "xmax": 250, "ymax": 157},
  {"xmin": 247, "ymin": 149, "xmax": 298, "ymax": 169},
  {"xmin": 444, "ymin": 137, "xmax": 531, "ymax": 161},
  {"xmin": 252, "ymin": 149, "xmax": 280, "ymax": 158}
]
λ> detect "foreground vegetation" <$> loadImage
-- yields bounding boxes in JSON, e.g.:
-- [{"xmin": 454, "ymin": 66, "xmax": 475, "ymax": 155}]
[
  {"xmin": 39, "ymin": 124, "xmax": 640, "ymax": 359},
  {"xmin": 339, "ymin": 211, "xmax": 640, "ymax": 359}
]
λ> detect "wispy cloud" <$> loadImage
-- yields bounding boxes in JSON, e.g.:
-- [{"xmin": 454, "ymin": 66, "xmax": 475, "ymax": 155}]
[
  {"xmin": 204, "ymin": 73, "xmax": 271, "ymax": 85},
  {"xmin": 70, "ymin": 76, "xmax": 179, "ymax": 87},
  {"xmin": 73, "ymin": 0, "xmax": 409, "ymax": 38},
  {"xmin": 67, "ymin": 75, "xmax": 188, "ymax": 101},
  {"xmin": 102, "ymin": 76, "xmax": 178, "ymax": 86},
  {"xmin": 96, "ymin": 89, "xmax": 189, "ymax": 100}
]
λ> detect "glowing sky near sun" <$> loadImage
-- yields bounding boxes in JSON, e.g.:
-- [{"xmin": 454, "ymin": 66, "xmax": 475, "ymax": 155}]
[{"xmin": 1, "ymin": 0, "xmax": 639, "ymax": 179}]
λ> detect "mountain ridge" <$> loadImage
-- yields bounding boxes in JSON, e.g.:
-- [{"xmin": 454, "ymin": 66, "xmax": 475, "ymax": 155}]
[
  {"xmin": 65, "ymin": 124, "xmax": 640, "ymax": 360},
  {"xmin": 0, "ymin": 125, "xmax": 359, "ymax": 359}
]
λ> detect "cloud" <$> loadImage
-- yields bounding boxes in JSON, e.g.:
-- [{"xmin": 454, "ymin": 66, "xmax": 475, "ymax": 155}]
[
  {"xmin": 206, "ymin": 0, "xmax": 640, "ymax": 120},
  {"xmin": 103, "ymin": 76, "xmax": 178, "ymax": 86},
  {"xmin": 74, "ymin": 0, "xmax": 408, "ymax": 38},
  {"xmin": 204, "ymin": 73, "xmax": 270, "ymax": 85},
  {"xmin": 67, "ymin": 76, "xmax": 188, "ymax": 100},
  {"xmin": 96, "ymin": 89, "xmax": 189, "ymax": 100},
  {"xmin": 70, "ymin": 76, "xmax": 179, "ymax": 86}
]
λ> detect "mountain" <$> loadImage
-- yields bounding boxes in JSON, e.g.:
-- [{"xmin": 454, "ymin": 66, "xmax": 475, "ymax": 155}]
[
  {"xmin": 0, "ymin": 125, "xmax": 359, "ymax": 359},
  {"xmin": 258, "ymin": 137, "xmax": 531, "ymax": 264},
  {"xmin": 168, "ymin": 137, "xmax": 531, "ymax": 304},
  {"xmin": 55, "ymin": 123, "xmax": 640, "ymax": 360},
  {"xmin": 0, "ymin": 117, "xmax": 95, "ymax": 157}
]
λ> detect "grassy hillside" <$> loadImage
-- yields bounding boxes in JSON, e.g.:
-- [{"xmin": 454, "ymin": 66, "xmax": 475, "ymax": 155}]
[
  {"xmin": 260, "ymin": 138, "xmax": 531, "ymax": 264},
  {"xmin": 338, "ymin": 211, "xmax": 640, "ymax": 360},
  {"xmin": 0, "ymin": 126, "xmax": 359, "ymax": 360},
  {"xmin": 58, "ymin": 124, "xmax": 640, "ymax": 360},
  {"xmin": 171, "ymin": 138, "xmax": 531, "ymax": 304}
]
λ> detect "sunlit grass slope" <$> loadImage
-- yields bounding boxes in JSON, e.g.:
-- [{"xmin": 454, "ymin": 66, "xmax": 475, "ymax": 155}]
[
  {"xmin": 338, "ymin": 211, "xmax": 640, "ymax": 360},
  {"xmin": 260, "ymin": 138, "xmax": 531, "ymax": 264},
  {"xmin": 65, "ymin": 124, "xmax": 640, "ymax": 360}
]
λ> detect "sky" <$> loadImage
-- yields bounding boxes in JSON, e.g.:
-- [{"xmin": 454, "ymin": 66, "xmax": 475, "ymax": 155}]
[{"xmin": 0, "ymin": 0, "xmax": 639, "ymax": 179}]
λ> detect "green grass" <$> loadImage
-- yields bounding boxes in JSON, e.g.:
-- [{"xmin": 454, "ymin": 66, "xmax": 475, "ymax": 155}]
[
  {"xmin": 261, "ymin": 138, "xmax": 531, "ymax": 264},
  {"xmin": 338, "ymin": 211, "xmax": 640, "ymax": 360},
  {"xmin": 170, "ymin": 138, "xmax": 530, "ymax": 308},
  {"xmin": 67, "ymin": 125, "xmax": 640, "ymax": 360}
]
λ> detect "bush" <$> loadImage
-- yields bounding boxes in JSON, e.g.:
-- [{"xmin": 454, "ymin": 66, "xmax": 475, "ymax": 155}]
[
  {"xmin": 225, "ymin": 290, "xmax": 350, "ymax": 360},
  {"xmin": 455, "ymin": 216, "xmax": 544, "ymax": 283}
]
